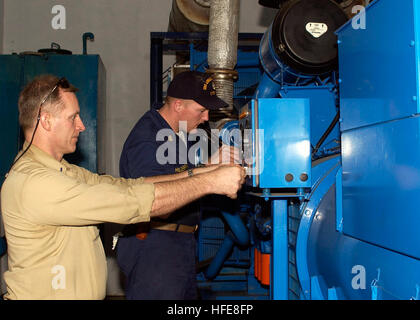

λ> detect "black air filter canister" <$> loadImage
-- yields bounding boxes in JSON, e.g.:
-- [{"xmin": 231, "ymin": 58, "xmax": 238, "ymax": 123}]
[
  {"xmin": 271, "ymin": 0, "xmax": 348, "ymax": 75},
  {"xmin": 258, "ymin": 0, "xmax": 289, "ymax": 8}
]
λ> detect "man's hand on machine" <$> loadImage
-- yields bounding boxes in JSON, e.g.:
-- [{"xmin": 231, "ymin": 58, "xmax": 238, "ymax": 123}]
[{"xmin": 205, "ymin": 164, "xmax": 246, "ymax": 199}]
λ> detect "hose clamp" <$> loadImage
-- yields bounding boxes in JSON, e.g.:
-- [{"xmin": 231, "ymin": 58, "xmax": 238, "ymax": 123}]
[{"xmin": 206, "ymin": 68, "xmax": 239, "ymax": 81}]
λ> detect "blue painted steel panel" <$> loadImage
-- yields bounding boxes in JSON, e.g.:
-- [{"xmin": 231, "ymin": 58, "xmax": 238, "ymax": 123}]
[
  {"xmin": 328, "ymin": 286, "xmax": 345, "ymax": 300},
  {"xmin": 297, "ymin": 155, "xmax": 420, "ymax": 300},
  {"xmin": 337, "ymin": 0, "xmax": 419, "ymax": 131},
  {"xmin": 248, "ymin": 98, "xmax": 311, "ymax": 188},
  {"xmin": 335, "ymin": 167, "xmax": 343, "ymax": 232},
  {"xmin": 280, "ymin": 86, "xmax": 339, "ymax": 154},
  {"xmin": 271, "ymin": 200, "xmax": 288, "ymax": 300},
  {"xmin": 296, "ymin": 156, "xmax": 341, "ymax": 299},
  {"xmin": 341, "ymin": 116, "xmax": 420, "ymax": 259},
  {"xmin": 311, "ymin": 275, "xmax": 329, "ymax": 300},
  {"xmin": 301, "ymin": 172, "xmax": 420, "ymax": 300},
  {"xmin": 335, "ymin": 0, "xmax": 420, "ymax": 260}
]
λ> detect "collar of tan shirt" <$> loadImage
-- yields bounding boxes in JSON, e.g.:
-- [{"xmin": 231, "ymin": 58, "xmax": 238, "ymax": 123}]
[{"xmin": 19, "ymin": 141, "xmax": 70, "ymax": 174}]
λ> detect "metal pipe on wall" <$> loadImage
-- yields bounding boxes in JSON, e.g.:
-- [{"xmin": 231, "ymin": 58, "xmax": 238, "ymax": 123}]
[{"xmin": 207, "ymin": 0, "xmax": 240, "ymax": 116}]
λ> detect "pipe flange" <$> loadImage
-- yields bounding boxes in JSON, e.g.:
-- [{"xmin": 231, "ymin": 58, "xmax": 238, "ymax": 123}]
[
  {"xmin": 206, "ymin": 68, "xmax": 239, "ymax": 81},
  {"xmin": 176, "ymin": 0, "xmax": 210, "ymax": 26},
  {"xmin": 194, "ymin": 0, "xmax": 211, "ymax": 8}
]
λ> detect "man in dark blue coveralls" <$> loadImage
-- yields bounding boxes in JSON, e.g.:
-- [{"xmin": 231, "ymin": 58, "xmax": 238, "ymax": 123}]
[{"xmin": 117, "ymin": 71, "xmax": 239, "ymax": 299}]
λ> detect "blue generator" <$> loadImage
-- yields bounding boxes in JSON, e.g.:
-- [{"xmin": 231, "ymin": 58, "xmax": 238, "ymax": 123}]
[{"xmin": 189, "ymin": 0, "xmax": 420, "ymax": 300}]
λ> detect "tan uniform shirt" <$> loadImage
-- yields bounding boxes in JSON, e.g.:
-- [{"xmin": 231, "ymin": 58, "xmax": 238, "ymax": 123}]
[{"xmin": 1, "ymin": 143, "xmax": 155, "ymax": 300}]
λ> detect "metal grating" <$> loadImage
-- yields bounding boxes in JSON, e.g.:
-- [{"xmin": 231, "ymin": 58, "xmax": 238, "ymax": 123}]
[
  {"xmin": 288, "ymin": 202, "xmax": 302, "ymax": 300},
  {"xmin": 198, "ymin": 215, "xmax": 249, "ymax": 265}
]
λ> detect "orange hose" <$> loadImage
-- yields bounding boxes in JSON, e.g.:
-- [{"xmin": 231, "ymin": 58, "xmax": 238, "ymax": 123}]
[{"xmin": 261, "ymin": 253, "xmax": 271, "ymax": 285}]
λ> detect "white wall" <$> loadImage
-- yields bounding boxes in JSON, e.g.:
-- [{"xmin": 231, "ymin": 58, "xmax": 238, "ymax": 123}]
[
  {"xmin": 2, "ymin": 0, "xmax": 278, "ymax": 296},
  {"xmin": 3, "ymin": 0, "xmax": 176, "ymax": 176},
  {"xmin": 2, "ymin": 0, "xmax": 277, "ymax": 177},
  {"xmin": 0, "ymin": 0, "xmax": 3, "ymax": 53}
]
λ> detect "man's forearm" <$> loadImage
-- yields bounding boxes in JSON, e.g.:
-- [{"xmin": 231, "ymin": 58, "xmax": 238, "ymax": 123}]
[
  {"xmin": 150, "ymin": 175, "xmax": 212, "ymax": 216},
  {"xmin": 143, "ymin": 165, "xmax": 219, "ymax": 184},
  {"xmin": 149, "ymin": 164, "xmax": 245, "ymax": 218}
]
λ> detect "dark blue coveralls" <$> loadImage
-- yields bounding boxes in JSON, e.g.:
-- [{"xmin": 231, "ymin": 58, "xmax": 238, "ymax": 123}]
[{"xmin": 117, "ymin": 109, "xmax": 199, "ymax": 300}]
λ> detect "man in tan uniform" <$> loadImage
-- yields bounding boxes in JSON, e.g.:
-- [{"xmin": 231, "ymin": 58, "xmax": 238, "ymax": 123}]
[{"xmin": 0, "ymin": 75, "xmax": 245, "ymax": 300}]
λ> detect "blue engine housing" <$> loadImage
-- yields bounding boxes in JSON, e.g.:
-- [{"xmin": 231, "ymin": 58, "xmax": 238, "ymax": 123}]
[{"xmin": 197, "ymin": 0, "xmax": 420, "ymax": 300}]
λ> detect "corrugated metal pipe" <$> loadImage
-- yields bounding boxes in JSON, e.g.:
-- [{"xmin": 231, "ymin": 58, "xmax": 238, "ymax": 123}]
[{"xmin": 207, "ymin": 0, "xmax": 240, "ymax": 116}]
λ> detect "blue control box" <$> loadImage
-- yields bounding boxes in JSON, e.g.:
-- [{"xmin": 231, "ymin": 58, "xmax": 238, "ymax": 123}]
[{"xmin": 240, "ymin": 98, "xmax": 311, "ymax": 189}]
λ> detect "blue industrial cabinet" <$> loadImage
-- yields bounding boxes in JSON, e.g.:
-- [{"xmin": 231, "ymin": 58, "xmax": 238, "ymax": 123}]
[
  {"xmin": 0, "ymin": 55, "xmax": 22, "ymax": 185},
  {"xmin": 337, "ymin": 0, "xmax": 420, "ymax": 259},
  {"xmin": 240, "ymin": 98, "xmax": 311, "ymax": 189},
  {"xmin": 338, "ymin": 0, "xmax": 419, "ymax": 131},
  {"xmin": 0, "ymin": 53, "xmax": 106, "ymax": 184}
]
